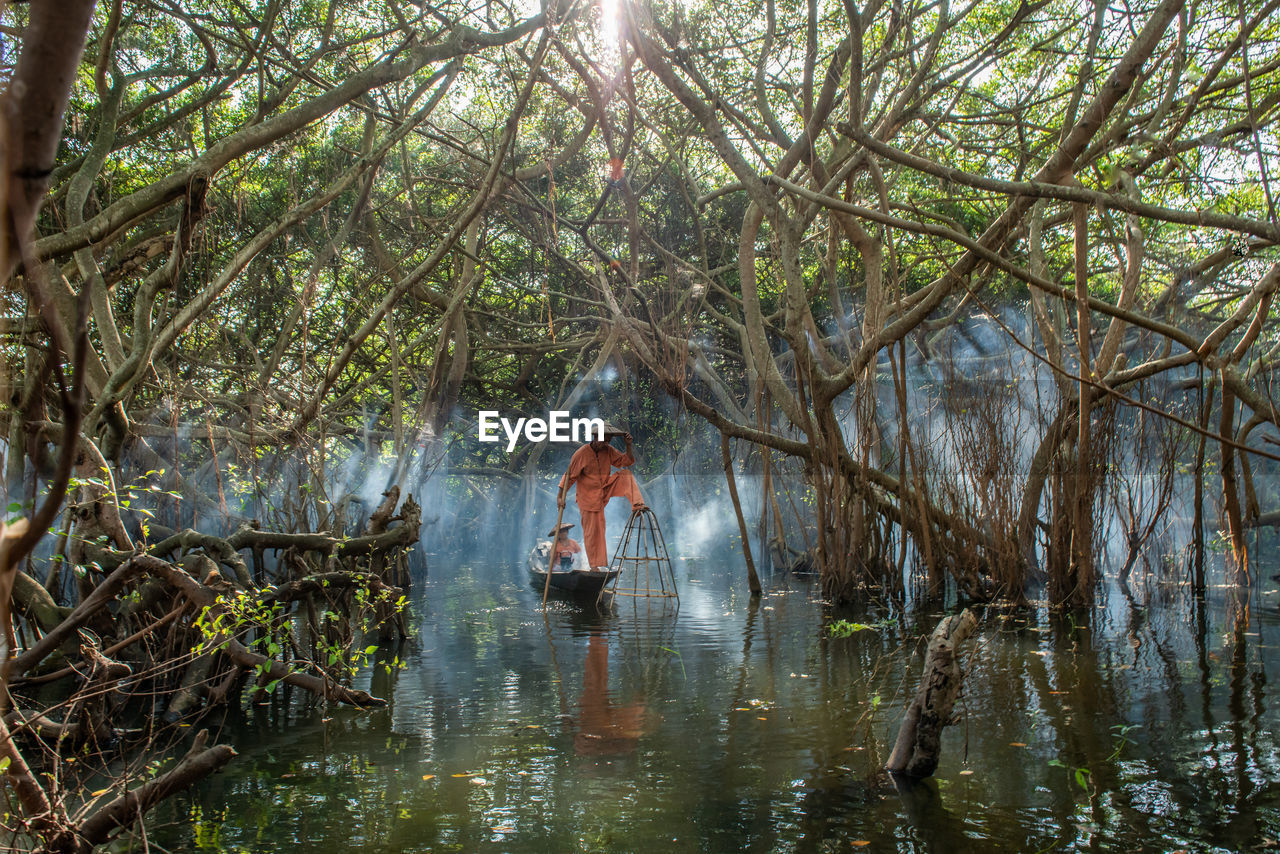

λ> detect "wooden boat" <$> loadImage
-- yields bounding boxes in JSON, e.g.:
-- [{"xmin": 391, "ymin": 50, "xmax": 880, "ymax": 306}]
[{"xmin": 528, "ymin": 541, "xmax": 620, "ymax": 596}]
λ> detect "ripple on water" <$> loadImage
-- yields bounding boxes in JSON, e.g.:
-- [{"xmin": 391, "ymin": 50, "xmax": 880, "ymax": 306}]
[{"xmin": 147, "ymin": 554, "xmax": 1280, "ymax": 853}]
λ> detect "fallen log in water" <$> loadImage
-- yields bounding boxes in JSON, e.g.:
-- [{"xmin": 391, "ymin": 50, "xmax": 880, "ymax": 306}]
[
  {"xmin": 82, "ymin": 492, "xmax": 421, "ymax": 580},
  {"xmin": 36, "ymin": 729, "xmax": 236, "ymax": 854},
  {"xmin": 885, "ymin": 608, "xmax": 978, "ymax": 778}
]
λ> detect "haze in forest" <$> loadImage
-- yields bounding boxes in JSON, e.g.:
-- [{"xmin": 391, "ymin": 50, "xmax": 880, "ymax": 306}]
[{"xmin": 0, "ymin": 0, "xmax": 1277, "ymax": 848}]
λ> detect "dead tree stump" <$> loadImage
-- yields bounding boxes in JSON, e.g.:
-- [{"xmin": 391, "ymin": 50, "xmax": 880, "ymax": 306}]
[{"xmin": 885, "ymin": 608, "xmax": 978, "ymax": 778}]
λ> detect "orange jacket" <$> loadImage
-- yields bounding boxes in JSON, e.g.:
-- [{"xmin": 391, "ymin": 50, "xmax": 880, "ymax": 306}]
[
  {"xmin": 559, "ymin": 444, "xmax": 635, "ymax": 512},
  {"xmin": 554, "ymin": 537, "xmax": 582, "ymax": 559}
]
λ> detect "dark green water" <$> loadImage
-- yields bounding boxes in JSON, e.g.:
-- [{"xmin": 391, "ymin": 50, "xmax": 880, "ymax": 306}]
[{"xmin": 151, "ymin": 552, "xmax": 1280, "ymax": 853}]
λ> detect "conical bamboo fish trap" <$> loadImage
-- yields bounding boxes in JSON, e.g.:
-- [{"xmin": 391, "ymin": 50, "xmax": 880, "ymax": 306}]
[{"xmin": 598, "ymin": 508, "xmax": 678, "ymax": 603}]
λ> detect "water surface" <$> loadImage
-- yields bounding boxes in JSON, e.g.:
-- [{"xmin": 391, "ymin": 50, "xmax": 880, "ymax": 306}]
[{"xmin": 154, "ymin": 551, "xmax": 1280, "ymax": 852}]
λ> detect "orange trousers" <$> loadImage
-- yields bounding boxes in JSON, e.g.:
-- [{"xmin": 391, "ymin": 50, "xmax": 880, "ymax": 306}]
[{"xmin": 579, "ymin": 470, "xmax": 644, "ymax": 568}]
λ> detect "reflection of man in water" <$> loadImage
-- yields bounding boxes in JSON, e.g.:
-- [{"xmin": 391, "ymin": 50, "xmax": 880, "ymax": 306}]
[
  {"xmin": 575, "ymin": 634, "xmax": 646, "ymax": 757},
  {"xmin": 557, "ymin": 426, "xmax": 647, "ymax": 570}
]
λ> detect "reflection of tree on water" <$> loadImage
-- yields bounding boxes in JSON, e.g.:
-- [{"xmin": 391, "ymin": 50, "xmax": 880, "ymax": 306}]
[{"xmin": 575, "ymin": 633, "xmax": 648, "ymax": 757}]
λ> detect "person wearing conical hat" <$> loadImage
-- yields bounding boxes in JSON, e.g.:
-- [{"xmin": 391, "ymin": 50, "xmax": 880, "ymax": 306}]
[
  {"xmin": 548, "ymin": 522, "xmax": 581, "ymax": 570},
  {"xmin": 557, "ymin": 423, "xmax": 647, "ymax": 570}
]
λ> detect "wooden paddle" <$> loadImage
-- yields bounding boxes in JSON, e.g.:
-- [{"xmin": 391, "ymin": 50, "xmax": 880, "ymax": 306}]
[{"xmin": 542, "ymin": 488, "xmax": 566, "ymax": 606}]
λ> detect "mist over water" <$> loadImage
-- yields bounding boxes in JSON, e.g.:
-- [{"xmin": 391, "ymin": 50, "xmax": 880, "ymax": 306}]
[{"xmin": 127, "ymin": 400, "xmax": 1280, "ymax": 852}]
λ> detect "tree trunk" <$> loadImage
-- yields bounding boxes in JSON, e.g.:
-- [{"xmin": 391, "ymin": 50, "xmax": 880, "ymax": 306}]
[
  {"xmin": 721, "ymin": 432, "xmax": 761, "ymax": 595},
  {"xmin": 1219, "ymin": 374, "xmax": 1248, "ymax": 584},
  {"xmin": 886, "ymin": 609, "xmax": 978, "ymax": 777}
]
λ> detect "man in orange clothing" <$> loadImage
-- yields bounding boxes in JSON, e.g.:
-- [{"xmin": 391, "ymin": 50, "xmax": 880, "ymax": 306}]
[{"xmin": 557, "ymin": 426, "xmax": 646, "ymax": 570}]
